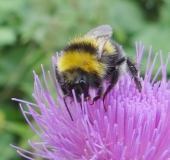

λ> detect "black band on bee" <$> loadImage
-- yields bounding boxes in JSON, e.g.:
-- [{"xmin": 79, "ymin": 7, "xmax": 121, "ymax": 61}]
[{"xmin": 64, "ymin": 42, "xmax": 97, "ymax": 55}]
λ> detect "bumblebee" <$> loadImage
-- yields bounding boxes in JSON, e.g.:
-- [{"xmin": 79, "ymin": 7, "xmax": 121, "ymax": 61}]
[{"xmin": 56, "ymin": 25, "xmax": 142, "ymax": 114}]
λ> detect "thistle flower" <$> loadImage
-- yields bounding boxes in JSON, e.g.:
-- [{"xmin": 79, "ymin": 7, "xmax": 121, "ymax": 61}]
[{"xmin": 12, "ymin": 42, "xmax": 170, "ymax": 160}]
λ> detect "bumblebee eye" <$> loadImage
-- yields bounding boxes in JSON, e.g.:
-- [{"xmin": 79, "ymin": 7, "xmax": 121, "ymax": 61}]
[{"xmin": 80, "ymin": 80, "xmax": 86, "ymax": 84}]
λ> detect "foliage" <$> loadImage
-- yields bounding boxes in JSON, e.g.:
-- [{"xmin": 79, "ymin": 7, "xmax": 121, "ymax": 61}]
[{"xmin": 0, "ymin": 0, "xmax": 169, "ymax": 159}]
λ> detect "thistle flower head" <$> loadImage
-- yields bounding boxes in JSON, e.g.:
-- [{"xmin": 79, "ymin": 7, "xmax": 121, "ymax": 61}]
[{"xmin": 12, "ymin": 42, "xmax": 170, "ymax": 160}]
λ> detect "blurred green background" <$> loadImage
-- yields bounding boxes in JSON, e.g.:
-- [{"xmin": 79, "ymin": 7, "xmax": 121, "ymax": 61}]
[{"xmin": 0, "ymin": 0, "xmax": 170, "ymax": 159}]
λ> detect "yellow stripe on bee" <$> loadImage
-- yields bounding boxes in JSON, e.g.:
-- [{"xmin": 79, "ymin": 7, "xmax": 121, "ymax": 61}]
[{"xmin": 57, "ymin": 51, "xmax": 107, "ymax": 77}]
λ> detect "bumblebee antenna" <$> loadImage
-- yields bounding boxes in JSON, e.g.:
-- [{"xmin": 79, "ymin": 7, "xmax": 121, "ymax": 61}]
[{"xmin": 63, "ymin": 94, "xmax": 74, "ymax": 121}]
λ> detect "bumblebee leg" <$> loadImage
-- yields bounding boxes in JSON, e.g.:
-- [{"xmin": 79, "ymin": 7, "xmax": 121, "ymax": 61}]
[
  {"xmin": 55, "ymin": 67, "xmax": 68, "ymax": 95},
  {"xmin": 103, "ymin": 57, "xmax": 126, "ymax": 111},
  {"xmin": 91, "ymin": 85, "xmax": 103, "ymax": 105},
  {"xmin": 127, "ymin": 58, "xmax": 142, "ymax": 92},
  {"xmin": 103, "ymin": 69, "xmax": 120, "ymax": 111}
]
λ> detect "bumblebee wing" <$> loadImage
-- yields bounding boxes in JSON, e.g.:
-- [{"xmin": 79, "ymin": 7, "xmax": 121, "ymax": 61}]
[
  {"xmin": 85, "ymin": 25, "xmax": 113, "ymax": 39},
  {"xmin": 85, "ymin": 25, "xmax": 113, "ymax": 58},
  {"xmin": 57, "ymin": 51, "xmax": 65, "ymax": 57}
]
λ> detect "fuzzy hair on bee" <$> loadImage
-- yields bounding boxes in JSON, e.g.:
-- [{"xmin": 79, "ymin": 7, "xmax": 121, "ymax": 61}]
[{"xmin": 55, "ymin": 25, "xmax": 142, "ymax": 118}]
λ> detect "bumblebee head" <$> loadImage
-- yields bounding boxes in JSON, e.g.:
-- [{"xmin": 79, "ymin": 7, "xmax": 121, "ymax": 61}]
[
  {"xmin": 73, "ymin": 79, "xmax": 89, "ymax": 102},
  {"xmin": 63, "ymin": 69, "xmax": 90, "ymax": 102}
]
